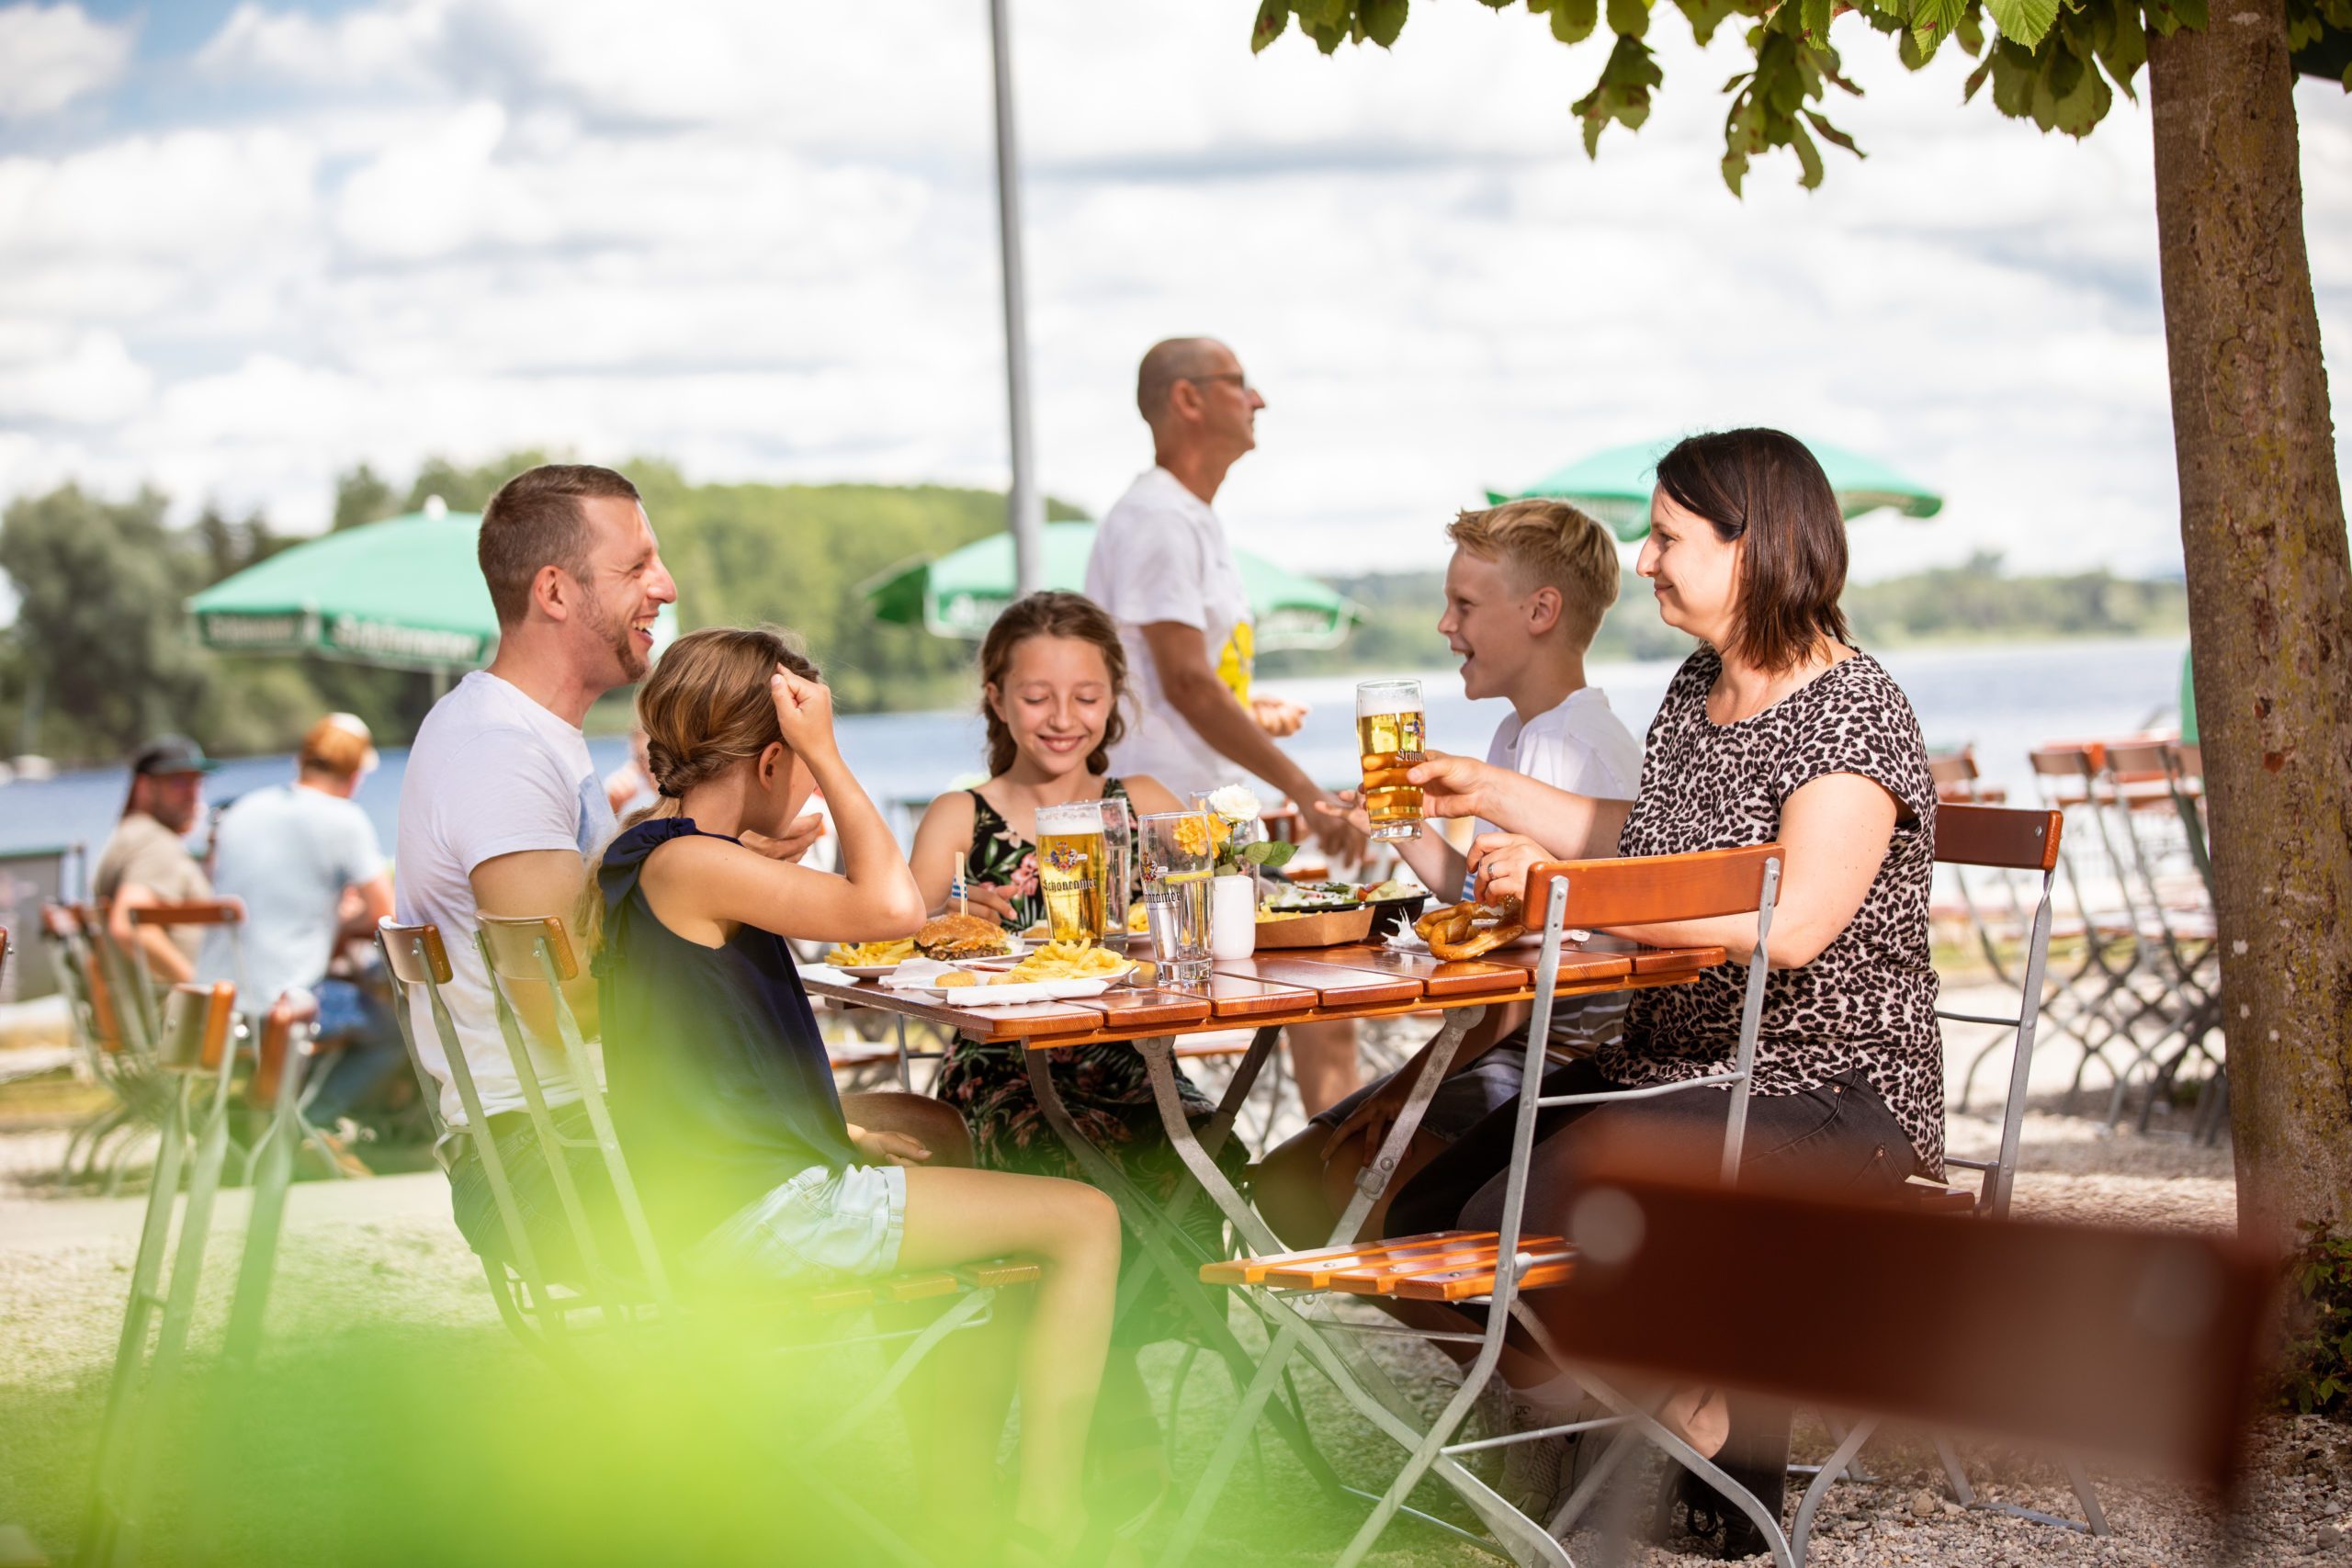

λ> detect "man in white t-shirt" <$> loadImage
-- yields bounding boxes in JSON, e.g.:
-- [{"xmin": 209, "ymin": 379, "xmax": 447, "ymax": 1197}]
[
  {"xmin": 1260, "ymin": 498, "xmax": 1644, "ymax": 1244},
  {"xmin": 1083, "ymin": 337, "xmax": 1367, "ymax": 1111},
  {"xmin": 401, "ymin": 464, "xmax": 961, "ymax": 1267}
]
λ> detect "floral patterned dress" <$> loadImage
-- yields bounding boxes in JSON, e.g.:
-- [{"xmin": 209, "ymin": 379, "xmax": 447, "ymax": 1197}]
[{"xmin": 931, "ymin": 778, "xmax": 1243, "ymax": 1344}]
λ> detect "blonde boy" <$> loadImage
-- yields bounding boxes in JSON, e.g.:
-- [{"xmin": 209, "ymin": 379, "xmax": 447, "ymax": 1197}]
[{"xmin": 1388, "ymin": 497, "xmax": 1642, "ymax": 901}]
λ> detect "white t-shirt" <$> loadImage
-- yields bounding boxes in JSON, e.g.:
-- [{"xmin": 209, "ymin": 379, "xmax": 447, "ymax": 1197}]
[
  {"xmin": 198, "ymin": 783, "xmax": 387, "ymax": 1014},
  {"xmin": 1471, "ymin": 687, "xmax": 1645, "ymax": 892},
  {"xmin": 1083, "ymin": 467, "xmax": 1255, "ymax": 802},
  {"xmin": 394, "ymin": 671, "xmax": 616, "ymax": 1129},
  {"xmin": 1479, "ymin": 686, "xmax": 1644, "ymax": 1053}
]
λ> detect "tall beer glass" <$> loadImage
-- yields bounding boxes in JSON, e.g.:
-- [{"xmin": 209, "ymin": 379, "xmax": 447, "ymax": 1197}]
[
  {"xmin": 1035, "ymin": 800, "xmax": 1109, "ymax": 945},
  {"xmin": 1355, "ymin": 678, "xmax": 1426, "ymax": 841},
  {"xmin": 1096, "ymin": 795, "xmax": 1134, "ymax": 953},
  {"xmin": 1138, "ymin": 809, "xmax": 1215, "ymax": 986}
]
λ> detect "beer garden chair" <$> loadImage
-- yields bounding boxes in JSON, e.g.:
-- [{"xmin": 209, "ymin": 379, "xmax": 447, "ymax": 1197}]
[
  {"xmin": 2097, "ymin": 740, "xmax": 2225, "ymax": 1140},
  {"xmin": 1189, "ymin": 842, "xmax": 1787, "ymax": 1568},
  {"xmin": 377, "ymin": 916, "xmax": 1037, "ymax": 1442},
  {"xmin": 2024, "ymin": 746, "xmax": 2172, "ymax": 1116},
  {"xmin": 43, "ymin": 905, "xmax": 174, "ymax": 1193}
]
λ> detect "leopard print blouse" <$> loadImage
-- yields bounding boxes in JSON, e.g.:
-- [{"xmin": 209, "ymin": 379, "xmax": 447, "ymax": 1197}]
[{"xmin": 1592, "ymin": 646, "xmax": 1944, "ymax": 1177}]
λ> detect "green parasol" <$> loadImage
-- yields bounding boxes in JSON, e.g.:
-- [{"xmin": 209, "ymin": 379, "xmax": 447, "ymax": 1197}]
[
  {"xmin": 188, "ymin": 506, "xmax": 497, "ymax": 672},
  {"xmin": 1487, "ymin": 436, "xmax": 1943, "ymax": 541},
  {"xmin": 864, "ymin": 520, "xmax": 1361, "ymax": 651}
]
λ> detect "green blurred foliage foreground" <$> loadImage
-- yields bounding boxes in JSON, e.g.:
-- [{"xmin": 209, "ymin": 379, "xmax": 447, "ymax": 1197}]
[{"xmin": 0, "ymin": 451, "xmax": 2183, "ymax": 766}]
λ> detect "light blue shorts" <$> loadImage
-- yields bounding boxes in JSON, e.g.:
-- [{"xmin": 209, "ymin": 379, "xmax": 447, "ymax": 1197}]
[{"xmin": 686, "ymin": 1163, "xmax": 908, "ymax": 1284}]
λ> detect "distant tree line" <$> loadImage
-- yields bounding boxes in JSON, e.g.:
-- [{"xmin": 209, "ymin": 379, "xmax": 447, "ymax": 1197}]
[{"xmin": 0, "ymin": 453, "xmax": 2188, "ymax": 766}]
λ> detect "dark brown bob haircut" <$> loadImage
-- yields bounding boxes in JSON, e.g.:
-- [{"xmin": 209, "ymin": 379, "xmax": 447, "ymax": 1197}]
[
  {"xmin": 978, "ymin": 592, "xmax": 1128, "ymax": 779},
  {"xmin": 478, "ymin": 464, "xmax": 641, "ymax": 628},
  {"xmin": 1653, "ymin": 428, "xmax": 1851, "ymax": 673}
]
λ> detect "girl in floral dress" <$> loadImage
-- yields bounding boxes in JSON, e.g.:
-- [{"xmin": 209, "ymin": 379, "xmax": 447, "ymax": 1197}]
[{"xmin": 910, "ymin": 592, "xmax": 1241, "ymax": 1504}]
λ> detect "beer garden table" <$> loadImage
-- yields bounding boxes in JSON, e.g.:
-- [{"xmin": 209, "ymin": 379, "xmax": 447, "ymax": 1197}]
[{"xmin": 803, "ymin": 935, "xmax": 1725, "ymax": 1555}]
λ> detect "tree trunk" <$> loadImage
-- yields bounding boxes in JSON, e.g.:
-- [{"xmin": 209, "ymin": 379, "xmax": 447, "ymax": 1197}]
[{"xmin": 2148, "ymin": 2, "xmax": 2352, "ymax": 1253}]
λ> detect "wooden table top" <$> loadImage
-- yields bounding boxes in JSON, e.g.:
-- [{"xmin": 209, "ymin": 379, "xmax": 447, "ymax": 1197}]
[{"xmin": 804, "ymin": 937, "xmax": 1727, "ymax": 1051}]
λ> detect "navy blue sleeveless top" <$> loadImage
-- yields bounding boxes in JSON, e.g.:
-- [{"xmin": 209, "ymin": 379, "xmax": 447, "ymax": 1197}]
[{"xmin": 594, "ymin": 816, "xmax": 859, "ymax": 1245}]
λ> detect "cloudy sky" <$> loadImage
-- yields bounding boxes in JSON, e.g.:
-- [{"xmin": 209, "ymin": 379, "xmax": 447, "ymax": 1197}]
[{"xmin": 0, "ymin": 0, "xmax": 2345, "ymax": 587}]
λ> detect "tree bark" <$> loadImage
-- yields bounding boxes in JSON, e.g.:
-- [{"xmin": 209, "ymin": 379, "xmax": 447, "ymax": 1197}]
[{"xmin": 2148, "ymin": 2, "xmax": 2352, "ymax": 1253}]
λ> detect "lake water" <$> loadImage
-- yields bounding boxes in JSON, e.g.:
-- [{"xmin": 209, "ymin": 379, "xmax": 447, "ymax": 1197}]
[{"xmin": 0, "ymin": 635, "xmax": 2188, "ymax": 872}]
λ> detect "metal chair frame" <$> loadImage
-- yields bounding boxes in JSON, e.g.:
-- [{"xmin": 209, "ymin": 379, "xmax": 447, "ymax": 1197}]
[
  {"xmin": 2097, "ymin": 742, "xmax": 2225, "ymax": 1137},
  {"xmin": 44, "ymin": 905, "xmax": 174, "ymax": 1193},
  {"xmin": 1778, "ymin": 804, "xmax": 2113, "ymax": 1556},
  {"xmin": 1191, "ymin": 844, "xmax": 1787, "ymax": 1568}
]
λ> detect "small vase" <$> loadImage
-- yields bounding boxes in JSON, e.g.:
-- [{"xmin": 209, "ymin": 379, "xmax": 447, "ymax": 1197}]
[{"xmin": 1209, "ymin": 873, "xmax": 1258, "ymax": 960}]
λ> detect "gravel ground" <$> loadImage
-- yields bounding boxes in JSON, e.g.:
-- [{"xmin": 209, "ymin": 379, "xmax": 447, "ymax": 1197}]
[{"xmin": 0, "ymin": 990, "xmax": 2311, "ymax": 1566}]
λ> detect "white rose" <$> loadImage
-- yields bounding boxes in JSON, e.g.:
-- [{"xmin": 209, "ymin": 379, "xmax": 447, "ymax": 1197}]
[{"xmin": 1205, "ymin": 784, "xmax": 1261, "ymax": 822}]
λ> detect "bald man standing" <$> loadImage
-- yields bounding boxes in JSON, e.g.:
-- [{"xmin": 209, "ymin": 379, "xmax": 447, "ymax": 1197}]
[{"xmin": 1083, "ymin": 336, "xmax": 1365, "ymax": 1112}]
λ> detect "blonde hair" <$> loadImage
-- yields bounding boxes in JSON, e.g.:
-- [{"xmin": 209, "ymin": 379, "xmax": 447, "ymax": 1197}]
[
  {"xmin": 578, "ymin": 624, "xmax": 821, "ymax": 953},
  {"xmin": 1447, "ymin": 498, "xmax": 1621, "ymax": 648}
]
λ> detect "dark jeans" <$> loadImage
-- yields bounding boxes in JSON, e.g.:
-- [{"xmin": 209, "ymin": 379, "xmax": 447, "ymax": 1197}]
[
  {"xmin": 307, "ymin": 977, "xmax": 411, "ymax": 1126},
  {"xmin": 447, "ymin": 1101, "xmax": 624, "ymax": 1284},
  {"xmin": 1386, "ymin": 1058, "xmax": 1918, "ymax": 1523},
  {"xmin": 1387, "ymin": 1058, "xmax": 1917, "ymax": 1238}
]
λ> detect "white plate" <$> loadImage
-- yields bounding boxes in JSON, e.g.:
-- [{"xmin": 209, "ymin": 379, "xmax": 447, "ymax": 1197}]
[
  {"xmin": 958, "ymin": 955, "xmax": 1136, "ymax": 986},
  {"xmin": 913, "ymin": 976, "xmax": 1114, "ymax": 1006},
  {"xmin": 828, "ymin": 934, "xmax": 1025, "ymax": 979}
]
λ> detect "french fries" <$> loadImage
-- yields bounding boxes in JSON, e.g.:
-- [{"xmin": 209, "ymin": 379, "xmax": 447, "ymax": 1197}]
[
  {"xmin": 997, "ymin": 941, "xmax": 1129, "ymax": 984},
  {"xmin": 829, "ymin": 938, "xmax": 918, "ymax": 967}
]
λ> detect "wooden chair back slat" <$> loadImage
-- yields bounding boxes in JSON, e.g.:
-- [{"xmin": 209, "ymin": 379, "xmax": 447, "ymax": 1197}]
[
  {"xmin": 2029, "ymin": 745, "xmax": 2096, "ymax": 778},
  {"xmin": 1933, "ymin": 804, "xmax": 2064, "ymax": 873},
  {"xmin": 126, "ymin": 897, "xmax": 248, "ymax": 930},
  {"xmin": 478, "ymin": 913, "xmax": 581, "ymax": 984},
  {"xmin": 159, "ymin": 982, "xmax": 237, "ymax": 1074},
  {"xmin": 41, "ymin": 904, "xmax": 80, "ymax": 941},
  {"xmin": 1521, "ymin": 842, "xmax": 1781, "ymax": 930},
  {"xmin": 377, "ymin": 919, "xmax": 453, "ymax": 985},
  {"xmin": 250, "ymin": 992, "xmax": 320, "ymax": 1110},
  {"xmin": 2102, "ymin": 739, "xmax": 2172, "ymax": 780},
  {"xmin": 1926, "ymin": 749, "xmax": 1980, "ymax": 788}
]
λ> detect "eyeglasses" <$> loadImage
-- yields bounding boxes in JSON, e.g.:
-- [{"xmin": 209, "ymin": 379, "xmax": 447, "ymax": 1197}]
[{"xmin": 1184, "ymin": 372, "xmax": 1254, "ymax": 394}]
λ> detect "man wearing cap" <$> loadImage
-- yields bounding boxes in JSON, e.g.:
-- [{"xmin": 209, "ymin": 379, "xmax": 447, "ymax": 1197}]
[
  {"xmin": 96, "ymin": 735, "xmax": 217, "ymax": 985},
  {"xmin": 198, "ymin": 714, "xmax": 402, "ymax": 1171}
]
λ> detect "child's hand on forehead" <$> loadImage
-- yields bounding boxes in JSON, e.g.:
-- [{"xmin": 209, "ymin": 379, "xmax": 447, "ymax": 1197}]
[{"xmin": 770, "ymin": 665, "xmax": 838, "ymax": 753}]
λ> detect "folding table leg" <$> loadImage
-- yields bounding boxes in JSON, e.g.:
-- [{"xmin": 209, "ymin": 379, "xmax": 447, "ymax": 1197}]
[{"xmin": 1019, "ymin": 1047, "xmax": 1340, "ymax": 1498}]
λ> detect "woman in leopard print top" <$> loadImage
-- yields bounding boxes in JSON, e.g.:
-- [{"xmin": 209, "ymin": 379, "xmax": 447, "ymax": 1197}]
[{"xmin": 1384, "ymin": 429, "xmax": 1939, "ymax": 1539}]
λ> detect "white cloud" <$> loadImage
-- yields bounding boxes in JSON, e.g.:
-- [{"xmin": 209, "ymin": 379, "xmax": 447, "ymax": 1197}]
[
  {"xmin": 0, "ymin": 0, "xmax": 2341, "ymax": 578},
  {"xmin": 0, "ymin": 4, "xmax": 132, "ymax": 122}
]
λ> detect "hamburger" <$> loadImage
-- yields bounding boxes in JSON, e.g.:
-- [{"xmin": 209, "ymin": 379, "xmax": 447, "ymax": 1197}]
[{"xmin": 916, "ymin": 913, "xmax": 1012, "ymax": 960}]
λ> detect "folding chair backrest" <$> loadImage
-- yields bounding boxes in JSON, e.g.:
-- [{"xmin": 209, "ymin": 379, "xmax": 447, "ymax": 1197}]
[
  {"xmin": 249, "ymin": 992, "xmax": 319, "ymax": 1111},
  {"xmin": 1521, "ymin": 842, "xmax": 1783, "ymax": 931},
  {"xmin": 1513, "ymin": 843, "xmax": 1784, "ymax": 1203},
  {"xmin": 375, "ymin": 917, "xmax": 558, "ymax": 1309},
  {"xmin": 1932, "ymin": 806, "xmax": 2064, "ymax": 1218},
  {"xmin": 2101, "ymin": 739, "xmax": 2172, "ymax": 784},
  {"xmin": 125, "ymin": 897, "xmax": 248, "ymax": 932},
  {"xmin": 1928, "ymin": 748, "xmax": 1989, "ymax": 802},
  {"xmin": 66, "ymin": 906, "xmax": 135, "ymax": 1056},
  {"xmin": 1935, "ymin": 803, "xmax": 2062, "ymax": 873},
  {"xmin": 158, "ymin": 982, "xmax": 237, "ymax": 1076},
  {"xmin": 475, "ymin": 911, "xmax": 675, "ymax": 1315}
]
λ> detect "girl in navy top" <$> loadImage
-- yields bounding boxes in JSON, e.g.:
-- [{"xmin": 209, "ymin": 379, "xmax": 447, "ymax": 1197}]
[{"xmin": 583, "ymin": 625, "xmax": 1124, "ymax": 1568}]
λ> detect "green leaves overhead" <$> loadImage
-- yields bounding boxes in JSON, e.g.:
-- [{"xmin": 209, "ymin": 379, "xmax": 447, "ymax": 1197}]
[{"xmin": 1245, "ymin": 0, "xmax": 2217, "ymax": 191}]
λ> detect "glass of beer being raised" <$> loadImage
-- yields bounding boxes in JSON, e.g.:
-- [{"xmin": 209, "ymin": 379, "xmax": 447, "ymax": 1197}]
[
  {"xmin": 1035, "ymin": 800, "xmax": 1111, "ymax": 945},
  {"xmin": 1355, "ymin": 678, "xmax": 1427, "ymax": 841}
]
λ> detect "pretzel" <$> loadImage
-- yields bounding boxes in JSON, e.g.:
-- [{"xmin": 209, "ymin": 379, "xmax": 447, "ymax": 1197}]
[{"xmin": 1414, "ymin": 897, "xmax": 1527, "ymax": 961}]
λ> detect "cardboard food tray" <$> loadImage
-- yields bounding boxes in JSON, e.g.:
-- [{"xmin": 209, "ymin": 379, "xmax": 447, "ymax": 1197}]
[{"xmin": 1254, "ymin": 905, "xmax": 1374, "ymax": 950}]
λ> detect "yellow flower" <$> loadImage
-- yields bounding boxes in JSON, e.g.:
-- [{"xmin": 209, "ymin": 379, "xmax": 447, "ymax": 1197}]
[{"xmin": 1172, "ymin": 813, "xmax": 1215, "ymax": 858}]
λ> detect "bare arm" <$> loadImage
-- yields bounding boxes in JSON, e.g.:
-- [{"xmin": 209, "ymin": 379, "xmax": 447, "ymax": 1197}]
[
  {"xmin": 910, "ymin": 792, "xmax": 1017, "ymax": 924},
  {"xmin": 1138, "ymin": 621, "xmax": 1364, "ymax": 860},
  {"xmin": 1469, "ymin": 773, "xmax": 1902, "ymax": 968},
  {"xmin": 1408, "ymin": 751, "xmax": 1634, "ymax": 863},
  {"xmin": 107, "ymin": 884, "xmax": 195, "ymax": 985},
  {"xmin": 471, "ymin": 848, "xmax": 601, "ymax": 1039},
  {"xmin": 644, "ymin": 669, "xmax": 927, "ymax": 945}
]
